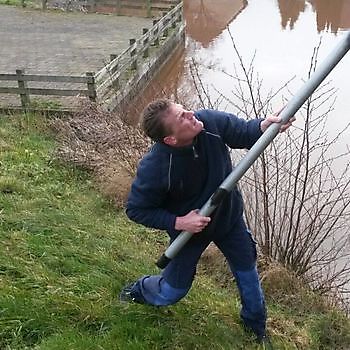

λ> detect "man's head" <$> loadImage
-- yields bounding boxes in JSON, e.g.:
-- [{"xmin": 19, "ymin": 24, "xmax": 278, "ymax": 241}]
[{"xmin": 142, "ymin": 99, "xmax": 203, "ymax": 147}]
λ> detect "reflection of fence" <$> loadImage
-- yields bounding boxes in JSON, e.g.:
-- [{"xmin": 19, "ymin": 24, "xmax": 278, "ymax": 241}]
[
  {"xmin": 86, "ymin": 0, "xmax": 180, "ymax": 17},
  {"xmin": 0, "ymin": 70, "xmax": 96, "ymax": 110},
  {"xmin": 94, "ymin": 2, "xmax": 184, "ymax": 111}
]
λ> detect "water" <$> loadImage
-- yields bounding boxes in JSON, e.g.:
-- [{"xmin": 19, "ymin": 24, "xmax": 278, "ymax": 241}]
[
  {"xmin": 142, "ymin": 0, "xmax": 350, "ymax": 304},
  {"xmin": 150, "ymin": 0, "xmax": 350, "ymax": 141}
]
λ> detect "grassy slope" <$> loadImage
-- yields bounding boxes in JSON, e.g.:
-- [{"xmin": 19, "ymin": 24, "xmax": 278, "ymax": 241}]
[{"xmin": 0, "ymin": 113, "xmax": 349, "ymax": 350}]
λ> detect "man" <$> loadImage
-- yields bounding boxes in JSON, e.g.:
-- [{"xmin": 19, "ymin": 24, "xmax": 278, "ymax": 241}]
[{"xmin": 121, "ymin": 99, "xmax": 294, "ymax": 344}]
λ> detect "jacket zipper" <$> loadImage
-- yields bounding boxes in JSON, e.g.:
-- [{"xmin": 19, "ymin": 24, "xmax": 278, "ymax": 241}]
[{"xmin": 192, "ymin": 145, "xmax": 199, "ymax": 159}]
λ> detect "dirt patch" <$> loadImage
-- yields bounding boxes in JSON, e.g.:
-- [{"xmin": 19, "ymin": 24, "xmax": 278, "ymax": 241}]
[{"xmin": 95, "ymin": 162, "xmax": 132, "ymax": 207}]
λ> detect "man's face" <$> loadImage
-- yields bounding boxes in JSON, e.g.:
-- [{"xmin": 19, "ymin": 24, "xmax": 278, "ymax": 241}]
[{"xmin": 163, "ymin": 103, "xmax": 204, "ymax": 146}]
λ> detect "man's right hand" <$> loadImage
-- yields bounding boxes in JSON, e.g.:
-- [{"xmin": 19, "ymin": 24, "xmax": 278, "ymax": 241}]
[{"xmin": 175, "ymin": 209, "xmax": 211, "ymax": 233}]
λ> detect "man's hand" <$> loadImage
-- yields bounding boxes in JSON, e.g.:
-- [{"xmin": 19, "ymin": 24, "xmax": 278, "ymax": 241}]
[
  {"xmin": 260, "ymin": 112, "xmax": 296, "ymax": 133},
  {"xmin": 175, "ymin": 209, "xmax": 211, "ymax": 233}
]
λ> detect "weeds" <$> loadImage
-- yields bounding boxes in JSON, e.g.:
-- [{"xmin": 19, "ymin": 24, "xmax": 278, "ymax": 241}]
[
  {"xmin": 50, "ymin": 102, "xmax": 151, "ymax": 207},
  {"xmin": 1, "ymin": 110, "xmax": 350, "ymax": 349},
  {"xmin": 189, "ymin": 31, "xmax": 350, "ymax": 310}
]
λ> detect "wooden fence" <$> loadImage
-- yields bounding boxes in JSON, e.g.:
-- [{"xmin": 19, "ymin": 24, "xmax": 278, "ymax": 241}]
[
  {"xmin": 0, "ymin": 2, "xmax": 183, "ymax": 113},
  {"xmin": 0, "ymin": 70, "xmax": 96, "ymax": 111},
  {"xmin": 94, "ymin": 1, "xmax": 183, "ymax": 108}
]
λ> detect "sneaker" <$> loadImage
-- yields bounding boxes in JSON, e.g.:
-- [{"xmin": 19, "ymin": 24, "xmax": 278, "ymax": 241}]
[{"xmin": 119, "ymin": 282, "xmax": 146, "ymax": 304}]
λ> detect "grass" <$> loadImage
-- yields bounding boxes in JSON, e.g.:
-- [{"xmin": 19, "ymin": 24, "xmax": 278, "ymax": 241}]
[
  {"xmin": 0, "ymin": 0, "xmax": 35, "ymax": 7},
  {"xmin": 0, "ymin": 112, "xmax": 349, "ymax": 349}
]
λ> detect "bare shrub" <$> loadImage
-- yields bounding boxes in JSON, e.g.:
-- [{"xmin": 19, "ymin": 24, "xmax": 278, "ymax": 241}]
[
  {"xmin": 190, "ymin": 30, "xmax": 350, "ymax": 308},
  {"xmin": 51, "ymin": 102, "xmax": 152, "ymax": 206}
]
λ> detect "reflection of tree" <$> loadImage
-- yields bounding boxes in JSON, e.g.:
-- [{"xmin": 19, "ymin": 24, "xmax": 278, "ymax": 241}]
[
  {"xmin": 184, "ymin": 0, "xmax": 247, "ymax": 47},
  {"xmin": 197, "ymin": 0, "xmax": 219, "ymax": 27},
  {"xmin": 277, "ymin": 0, "xmax": 306, "ymax": 29},
  {"xmin": 277, "ymin": 0, "xmax": 350, "ymax": 33},
  {"xmin": 309, "ymin": 0, "xmax": 349, "ymax": 33}
]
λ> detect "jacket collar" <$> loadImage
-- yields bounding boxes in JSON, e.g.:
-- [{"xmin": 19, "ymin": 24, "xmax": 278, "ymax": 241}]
[{"xmin": 153, "ymin": 140, "xmax": 196, "ymax": 155}]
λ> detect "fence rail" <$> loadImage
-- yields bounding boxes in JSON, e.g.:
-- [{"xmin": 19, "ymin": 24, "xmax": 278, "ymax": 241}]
[
  {"xmin": 94, "ymin": 1, "xmax": 183, "ymax": 104},
  {"xmin": 0, "ymin": 70, "xmax": 96, "ymax": 109},
  {"xmin": 0, "ymin": 1, "xmax": 183, "ymax": 113}
]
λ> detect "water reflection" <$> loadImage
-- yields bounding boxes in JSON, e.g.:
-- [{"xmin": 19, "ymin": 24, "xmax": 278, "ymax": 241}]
[
  {"xmin": 184, "ymin": 0, "xmax": 350, "ymax": 48},
  {"xmin": 277, "ymin": 0, "xmax": 306, "ymax": 30},
  {"xmin": 146, "ymin": 0, "xmax": 350, "ymax": 124},
  {"xmin": 310, "ymin": 0, "xmax": 350, "ymax": 33},
  {"xmin": 278, "ymin": 0, "xmax": 350, "ymax": 33},
  {"xmin": 184, "ymin": 0, "xmax": 247, "ymax": 47},
  {"xmin": 135, "ymin": 0, "xmax": 350, "ymax": 304}
]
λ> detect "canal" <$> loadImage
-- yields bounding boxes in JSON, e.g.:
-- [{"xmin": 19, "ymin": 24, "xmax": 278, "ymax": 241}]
[
  {"xmin": 145, "ymin": 0, "xmax": 350, "ymax": 139},
  {"xmin": 139, "ymin": 0, "xmax": 350, "ymax": 304}
]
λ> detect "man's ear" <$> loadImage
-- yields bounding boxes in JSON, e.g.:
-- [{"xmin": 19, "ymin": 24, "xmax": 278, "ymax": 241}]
[{"xmin": 163, "ymin": 135, "xmax": 177, "ymax": 146}]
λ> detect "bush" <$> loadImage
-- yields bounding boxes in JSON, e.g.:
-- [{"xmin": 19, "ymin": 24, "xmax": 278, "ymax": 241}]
[{"xmin": 51, "ymin": 102, "xmax": 151, "ymax": 207}]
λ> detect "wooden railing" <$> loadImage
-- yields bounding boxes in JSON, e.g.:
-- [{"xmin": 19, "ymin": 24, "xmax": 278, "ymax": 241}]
[
  {"xmin": 94, "ymin": 2, "xmax": 183, "ymax": 105},
  {"xmin": 0, "ymin": 70, "xmax": 96, "ymax": 110},
  {"xmin": 0, "ymin": 2, "xmax": 183, "ymax": 113}
]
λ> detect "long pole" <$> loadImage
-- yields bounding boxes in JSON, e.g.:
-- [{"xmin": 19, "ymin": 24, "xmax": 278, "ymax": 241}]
[{"xmin": 156, "ymin": 31, "xmax": 350, "ymax": 269}]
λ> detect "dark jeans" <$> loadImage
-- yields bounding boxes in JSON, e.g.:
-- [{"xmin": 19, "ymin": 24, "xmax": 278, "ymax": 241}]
[{"xmin": 131, "ymin": 215, "xmax": 266, "ymax": 337}]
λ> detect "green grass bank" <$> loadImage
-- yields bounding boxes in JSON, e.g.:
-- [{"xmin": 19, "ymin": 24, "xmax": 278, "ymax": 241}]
[{"xmin": 0, "ymin": 112, "xmax": 349, "ymax": 349}]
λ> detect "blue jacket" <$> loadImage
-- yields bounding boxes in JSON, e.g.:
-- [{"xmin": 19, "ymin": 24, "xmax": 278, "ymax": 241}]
[{"xmin": 126, "ymin": 109, "xmax": 263, "ymax": 239}]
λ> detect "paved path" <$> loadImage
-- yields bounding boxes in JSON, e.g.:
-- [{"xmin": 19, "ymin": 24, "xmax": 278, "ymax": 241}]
[{"xmin": 0, "ymin": 5, "xmax": 152, "ymax": 75}]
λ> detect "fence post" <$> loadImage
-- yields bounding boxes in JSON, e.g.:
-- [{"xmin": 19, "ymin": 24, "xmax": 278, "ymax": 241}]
[
  {"xmin": 171, "ymin": 11, "xmax": 176, "ymax": 28},
  {"xmin": 178, "ymin": 11, "xmax": 183, "ymax": 23},
  {"xmin": 153, "ymin": 19, "xmax": 159, "ymax": 46},
  {"xmin": 16, "ymin": 69, "xmax": 30, "ymax": 109},
  {"xmin": 116, "ymin": 0, "xmax": 121, "ymax": 15},
  {"xmin": 110, "ymin": 54, "xmax": 119, "ymax": 74},
  {"xmin": 109, "ymin": 54, "xmax": 120, "ymax": 90},
  {"xmin": 146, "ymin": 0, "xmax": 151, "ymax": 17},
  {"xmin": 89, "ymin": 0, "xmax": 96, "ymax": 13},
  {"xmin": 162, "ymin": 12, "xmax": 169, "ymax": 37},
  {"xmin": 130, "ymin": 38, "xmax": 138, "ymax": 70},
  {"xmin": 143, "ymin": 28, "xmax": 149, "ymax": 58},
  {"xmin": 86, "ymin": 72, "xmax": 96, "ymax": 102}
]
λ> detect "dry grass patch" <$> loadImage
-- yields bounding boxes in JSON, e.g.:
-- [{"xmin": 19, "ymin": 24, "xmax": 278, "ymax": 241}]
[
  {"xmin": 95, "ymin": 163, "xmax": 132, "ymax": 207},
  {"xmin": 51, "ymin": 103, "xmax": 152, "ymax": 207}
]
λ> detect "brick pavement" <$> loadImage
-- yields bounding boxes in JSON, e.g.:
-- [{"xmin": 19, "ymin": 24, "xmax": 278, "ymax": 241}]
[
  {"xmin": 0, "ymin": 5, "xmax": 152, "ymax": 75},
  {"xmin": 0, "ymin": 5, "xmax": 153, "ymax": 107}
]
